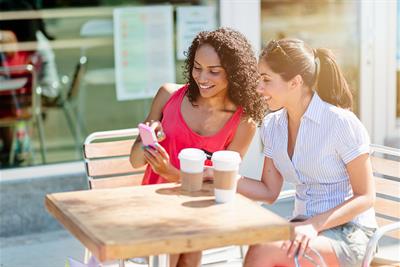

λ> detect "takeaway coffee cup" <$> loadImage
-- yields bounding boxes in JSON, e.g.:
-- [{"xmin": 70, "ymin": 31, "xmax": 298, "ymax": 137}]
[
  {"xmin": 178, "ymin": 148, "xmax": 206, "ymax": 192},
  {"xmin": 211, "ymin": 150, "xmax": 241, "ymax": 203}
]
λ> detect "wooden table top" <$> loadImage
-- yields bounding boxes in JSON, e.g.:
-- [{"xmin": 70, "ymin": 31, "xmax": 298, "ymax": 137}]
[{"xmin": 45, "ymin": 182, "xmax": 291, "ymax": 262}]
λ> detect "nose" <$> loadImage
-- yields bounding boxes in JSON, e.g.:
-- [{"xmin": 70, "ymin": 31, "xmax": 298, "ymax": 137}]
[{"xmin": 197, "ymin": 71, "xmax": 209, "ymax": 83}]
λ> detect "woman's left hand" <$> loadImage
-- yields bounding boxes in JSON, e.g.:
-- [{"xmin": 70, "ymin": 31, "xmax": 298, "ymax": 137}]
[
  {"xmin": 283, "ymin": 222, "xmax": 318, "ymax": 260},
  {"xmin": 143, "ymin": 143, "xmax": 171, "ymax": 176}
]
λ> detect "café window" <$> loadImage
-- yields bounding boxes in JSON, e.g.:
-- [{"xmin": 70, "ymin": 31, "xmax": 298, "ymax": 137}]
[{"xmin": 0, "ymin": 0, "xmax": 219, "ymax": 168}]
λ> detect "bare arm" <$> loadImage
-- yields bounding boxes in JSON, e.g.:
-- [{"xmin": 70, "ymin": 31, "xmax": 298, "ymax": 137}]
[
  {"xmin": 307, "ymin": 153, "xmax": 375, "ymax": 232},
  {"xmin": 237, "ymin": 156, "xmax": 284, "ymax": 203},
  {"xmin": 226, "ymin": 117, "xmax": 257, "ymax": 158},
  {"xmin": 129, "ymin": 83, "xmax": 182, "ymax": 168}
]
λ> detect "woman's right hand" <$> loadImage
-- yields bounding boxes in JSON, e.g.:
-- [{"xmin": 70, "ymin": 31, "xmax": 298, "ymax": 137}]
[
  {"xmin": 143, "ymin": 143, "xmax": 180, "ymax": 182},
  {"xmin": 145, "ymin": 120, "xmax": 166, "ymax": 143}
]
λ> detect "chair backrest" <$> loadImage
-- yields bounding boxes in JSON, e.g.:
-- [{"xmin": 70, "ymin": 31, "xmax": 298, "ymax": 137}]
[
  {"xmin": 67, "ymin": 56, "xmax": 88, "ymax": 100},
  {"xmin": 0, "ymin": 64, "xmax": 37, "ymax": 122},
  {"xmin": 370, "ymin": 144, "xmax": 400, "ymax": 240},
  {"xmin": 83, "ymin": 128, "xmax": 145, "ymax": 189}
]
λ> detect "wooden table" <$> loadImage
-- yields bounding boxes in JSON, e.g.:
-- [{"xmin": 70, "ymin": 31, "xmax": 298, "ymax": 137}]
[{"xmin": 45, "ymin": 182, "xmax": 291, "ymax": 263}]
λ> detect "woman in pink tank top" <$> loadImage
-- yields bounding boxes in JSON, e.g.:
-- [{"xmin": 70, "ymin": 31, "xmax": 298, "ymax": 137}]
[{"xmin": 130, "ymin": 28, "xmax": 266, "ymax": 267}]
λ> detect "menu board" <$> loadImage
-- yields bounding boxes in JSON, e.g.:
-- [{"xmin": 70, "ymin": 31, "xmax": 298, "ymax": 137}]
[
  {"xmin": 114, "ymin": 6, "xmax": 175, "ymax": 100},
  {"xmin": 176, "ymin": 6, "xmax": 217, "ymax": 60}
]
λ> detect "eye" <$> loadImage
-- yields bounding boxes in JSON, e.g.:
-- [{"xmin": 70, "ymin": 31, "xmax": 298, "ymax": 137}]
[
  {"xmin": 193, "ymin": 66, "xmax": 201, "ymax": 70},
  {"xmin": 210, "ymin": 70, "xmax": 220, "ymax": 75}
]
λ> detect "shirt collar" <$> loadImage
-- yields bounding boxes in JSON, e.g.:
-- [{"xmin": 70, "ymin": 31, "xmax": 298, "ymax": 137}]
[
  {"xmin": 303, "ymin": 92, "xmax": 324, "ymax": 124},
  {"xmin": 277, "ymin": 91, "xmax": 324, "ymax": 126}
]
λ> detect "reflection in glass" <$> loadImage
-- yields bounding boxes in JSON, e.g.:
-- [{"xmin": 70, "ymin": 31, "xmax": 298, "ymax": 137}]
[{"xmin": 261, "ymin": 0, "xmax": 360, "ymax": 114}]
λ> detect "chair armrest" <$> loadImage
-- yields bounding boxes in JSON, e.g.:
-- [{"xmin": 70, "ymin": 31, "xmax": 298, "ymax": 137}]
[
  {"xmin": 361, "ymin": 221, "xmax": 400, "ymax": 267},
  {"xmin": 370, "ymin": 144, "xmax": 400, "ymax": 157}
]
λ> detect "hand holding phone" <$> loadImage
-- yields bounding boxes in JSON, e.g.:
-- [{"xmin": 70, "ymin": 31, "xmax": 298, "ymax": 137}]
[{"xmin": 138, "ymin": 123, "xmax": 158, "ymax": 148}]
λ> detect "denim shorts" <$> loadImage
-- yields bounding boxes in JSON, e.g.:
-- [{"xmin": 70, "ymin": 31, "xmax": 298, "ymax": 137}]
[{"xmin": 320, "ymin": 222, "xmax": 376, "ymax": 267}]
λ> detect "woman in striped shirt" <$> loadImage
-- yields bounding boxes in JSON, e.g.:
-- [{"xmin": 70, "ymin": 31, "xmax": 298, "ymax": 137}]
[{"xmin": 237, "ymin": 39, "xmax": 377, "ymax": 267}]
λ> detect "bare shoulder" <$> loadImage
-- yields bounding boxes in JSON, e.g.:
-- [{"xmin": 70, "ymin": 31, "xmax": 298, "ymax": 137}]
[
  {"xmin": 238, "ymin": 116, "xmax": 257, "ymax": 133},
  {"xmin": 228, "ymin": 116, "xmax": 257, "ymax": 157},
  {"xmin": 154, "ymin": 83, "xmax": 184, "ymax": 107},
  {"xmin": 161, "ymin": 83, "xmax": 184, "ymax": 94}
]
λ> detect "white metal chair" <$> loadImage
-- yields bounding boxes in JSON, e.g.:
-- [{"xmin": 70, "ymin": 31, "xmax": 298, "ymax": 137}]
[
  {"xmin": 362, "ymin": 144, "xmax": 400, "ymax": 267},
  {"xmin": 0, "ymin": 64, "xmax": 46, "ymax": 165},
  {"xmin": 83, "ymin": 128, "xmax": 149, "ymax": 267},
  {"xmin": 83, "ymin": 127, "xmax": 144, "ymax": 190}
]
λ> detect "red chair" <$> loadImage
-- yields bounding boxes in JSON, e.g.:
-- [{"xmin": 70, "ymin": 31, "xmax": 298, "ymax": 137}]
[{"xmin": 0, "ymin": 64, "xmax": 46, "ymax": 165}]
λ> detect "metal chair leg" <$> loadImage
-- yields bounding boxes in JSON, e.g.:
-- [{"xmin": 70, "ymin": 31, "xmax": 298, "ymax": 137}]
[
  {"xmin": 35, "ymin": 113, "xmax": 46, "ymax": 163},
  {"xmin": 239, "ymin": 245, "xmax": 248, "ymax": 259},
  {"xmin": 75, "ymin": 108, "xmax": 87, "ymax": 137},
  {"xmin": 149, "ymin": 254, "xmax": 169, "ymax": 267},
  {"xmin": 83, "ymin": 248, "xmax": 91, "ymax": 264},
  {"xmin": 63, "ymin": 103, "xmax": 82, "ymax": 158},
  {"xmin": 8, "ymin": 125, "xmax": 17, "ymax": 165}
]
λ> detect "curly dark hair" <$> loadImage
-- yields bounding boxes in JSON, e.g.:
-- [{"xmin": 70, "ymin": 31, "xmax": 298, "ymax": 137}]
[{"xmin": 183, "ymin": 27, "xmax": 266, "ymax": 123}]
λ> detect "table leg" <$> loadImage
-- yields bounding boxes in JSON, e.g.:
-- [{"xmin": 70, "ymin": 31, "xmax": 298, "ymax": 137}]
[{"xmin": 149, "ymin": 254, "xmax": 169, "ymax": 267}]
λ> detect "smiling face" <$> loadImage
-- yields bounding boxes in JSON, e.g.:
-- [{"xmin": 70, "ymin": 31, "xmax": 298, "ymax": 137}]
[
  {"xmin": 191, "ymin": 44, "xmax": 229, "ymax": 99},
  {"xmin": 256, "ymin": 61, "xmax": 290, "ymax": 111}
]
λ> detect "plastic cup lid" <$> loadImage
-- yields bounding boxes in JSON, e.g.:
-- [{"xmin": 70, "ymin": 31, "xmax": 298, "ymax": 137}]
[
  {"xmin": 178, "ymin": 148, "xmax": 206, "ymax": 161},
  {"xmin": 211, "ymin": 150, "xmax": 241, "ymax": 164}
]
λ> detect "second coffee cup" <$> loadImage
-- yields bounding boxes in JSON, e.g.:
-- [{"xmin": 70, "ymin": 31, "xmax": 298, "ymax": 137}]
[
  {"xmin": 178, "ymin": 148, "xmax": 206, "ymax": 192},
  {"xmin": 211, "ymin": 150, "xmax": 241, "ymax": 203}
]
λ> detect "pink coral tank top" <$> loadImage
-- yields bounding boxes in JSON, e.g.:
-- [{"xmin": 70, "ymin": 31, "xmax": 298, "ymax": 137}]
[{"xmin": 142, "ymin": 84, "xmax": 243, "ymax": 185}]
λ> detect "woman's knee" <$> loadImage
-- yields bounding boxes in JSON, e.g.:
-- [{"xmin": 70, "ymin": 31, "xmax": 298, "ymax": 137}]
[
  {"xmin": 177, "ymin": 251, "xmax": 202, "ymax": 267},
  {"xmin": 245, "ymin": 244, "xmax": 274, "ymax": 267},
  {"xmin": 244, "ymin": 242, "xmax": 290, "ymax": 267}
]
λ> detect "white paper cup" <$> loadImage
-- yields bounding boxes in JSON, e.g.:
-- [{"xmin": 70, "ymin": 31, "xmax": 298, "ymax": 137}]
[
  {"xmin": 214, "ymin": 188, "xmax": 236, "ymax": 203},
  {"xmin": 211, "ymin": 151, "xmax": 241, "ymax": 203},
  {"xmin": 178, "ymin": 148, "xmax": 206, "ymax": 192}
]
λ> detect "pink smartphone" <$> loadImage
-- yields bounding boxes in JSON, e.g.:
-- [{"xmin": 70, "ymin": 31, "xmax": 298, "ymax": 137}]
[{"xmin": 138, "ymin": 123, "xmax": 158, "ymax": 148}]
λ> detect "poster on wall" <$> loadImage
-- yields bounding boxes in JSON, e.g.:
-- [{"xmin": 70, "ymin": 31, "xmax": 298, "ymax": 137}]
[
  {"xmin": 176, "ymin": 6, "xmax": 217, "ymax": 60},
  {"xmin": 114, "ymin": 6, "xmax": 175, "ymax": 101}
]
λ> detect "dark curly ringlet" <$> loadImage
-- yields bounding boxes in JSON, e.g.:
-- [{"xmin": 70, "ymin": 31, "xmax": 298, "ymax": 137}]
[{"xmin": 183, "ymin": 27, "xmax": 266, "ymax": 123}]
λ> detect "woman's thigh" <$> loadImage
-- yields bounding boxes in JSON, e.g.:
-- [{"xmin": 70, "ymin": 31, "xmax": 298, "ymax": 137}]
[
  {"xmin": 169, "ymin": 251, "xmax": 202, "ymax": 267},
  {"xmin": 244, "ymin": 236, "xmax": 339, "ymax": 267}
]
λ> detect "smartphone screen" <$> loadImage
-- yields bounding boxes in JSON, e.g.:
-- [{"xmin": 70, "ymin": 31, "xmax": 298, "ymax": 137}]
[{"xmin": 138, "ymin": 123, "xmax": 158, "ymax": 148}]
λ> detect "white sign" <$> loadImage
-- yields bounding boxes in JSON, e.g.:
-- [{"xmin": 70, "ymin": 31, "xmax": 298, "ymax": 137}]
[
  {"xmin": 176, "ymin": 6, "xmax": 217, "ymax": 60},
  {"xmin": 114, "ymin": 6, "xmax": 175, "ymax": 100}
]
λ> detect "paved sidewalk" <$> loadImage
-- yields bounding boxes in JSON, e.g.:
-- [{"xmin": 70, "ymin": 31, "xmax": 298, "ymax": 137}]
[
  {"xmin": 0, "ymin": 229, "xmax": 243, "ymax": 267},
  {"xmin": 0, "ymin": 230, "xmax": 85, "ymax": 267}
]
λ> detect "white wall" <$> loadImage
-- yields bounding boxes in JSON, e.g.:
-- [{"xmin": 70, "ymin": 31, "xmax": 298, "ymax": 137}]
[
  {"xmin": 360, "ymin": 1, "xmax": 399, "ymax": 146},
  {"xmin": 219, "ymin": 0, "xmax": 261, "ymax": 55}
]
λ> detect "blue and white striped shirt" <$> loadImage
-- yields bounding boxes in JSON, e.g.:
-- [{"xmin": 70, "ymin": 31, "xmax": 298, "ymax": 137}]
[{"xmin": 260, "ymin": 93, "xmax": 377, "ymax": 228}]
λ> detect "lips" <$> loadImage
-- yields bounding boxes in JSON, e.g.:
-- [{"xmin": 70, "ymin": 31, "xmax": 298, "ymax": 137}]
[{"xmin": 198, "ymin": 84, "xmax": 214, "ymax": 89}]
